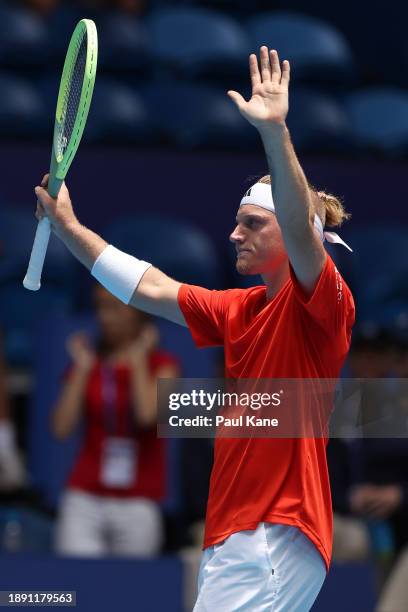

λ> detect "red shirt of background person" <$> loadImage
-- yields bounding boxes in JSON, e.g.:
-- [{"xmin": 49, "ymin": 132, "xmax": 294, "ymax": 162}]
[{"xmin": 51, "ymin": 285, "xmax": 178, "ymax": 557}]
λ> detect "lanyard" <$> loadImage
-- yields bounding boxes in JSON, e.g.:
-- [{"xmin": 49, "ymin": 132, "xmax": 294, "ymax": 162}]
[
  {"xmin": 101, "ymin": 365, "xmax": 117, "ymax": 435},
  {"xmin": 100, "ymin": 364, "xmax": 136, "ymax": 436}
]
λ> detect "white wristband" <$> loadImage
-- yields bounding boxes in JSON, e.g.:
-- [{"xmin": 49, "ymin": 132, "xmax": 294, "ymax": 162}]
[{"xmin": 91, "ymin": 245, "xmax": 152, "ymax": 304}]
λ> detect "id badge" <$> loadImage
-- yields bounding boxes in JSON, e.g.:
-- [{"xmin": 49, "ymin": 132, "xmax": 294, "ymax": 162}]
[{"xmin": 100, "ymin": 437, "xmax": 137, "ymax": 488}]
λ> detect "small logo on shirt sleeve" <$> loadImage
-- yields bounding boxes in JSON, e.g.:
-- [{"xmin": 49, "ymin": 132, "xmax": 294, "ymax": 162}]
[{"xmin": 335, "ymin": 267, "xmax": 343, "ymax": 303}]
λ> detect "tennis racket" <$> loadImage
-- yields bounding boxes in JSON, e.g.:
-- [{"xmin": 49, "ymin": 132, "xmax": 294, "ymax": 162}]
[{"xmin": 23, "ymin": 19, "xmax": 98, "ymax": 291}]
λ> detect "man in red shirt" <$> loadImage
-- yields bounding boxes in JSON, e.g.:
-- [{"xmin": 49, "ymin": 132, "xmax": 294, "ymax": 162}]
[{"xmin": 34, "ymin": 47, "xmax": 354, "ymax": 610}]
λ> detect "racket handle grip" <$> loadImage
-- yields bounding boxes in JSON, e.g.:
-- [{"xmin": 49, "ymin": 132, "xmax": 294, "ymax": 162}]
[
  {"xmin": 23, "ymin": 217, "xmax": 51, "ymax": 291},
  {"xmin": 47, "ymin": 175, "xmax": 63, "ymax": 199}
]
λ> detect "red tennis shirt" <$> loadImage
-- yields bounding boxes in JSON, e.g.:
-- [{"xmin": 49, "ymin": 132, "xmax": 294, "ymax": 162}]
[
  {"xmin": 178, "ymin": 255, "xmax": 355, "ymax": 570},
  {"xmin": 67, "ymin": 351, "xmax": 177, "ymax": 500}
]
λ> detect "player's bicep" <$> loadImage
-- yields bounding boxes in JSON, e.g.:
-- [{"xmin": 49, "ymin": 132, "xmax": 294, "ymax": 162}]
[
  {"xmin": 282, "ymin": 224, "xmax": 327, "ymax": 296},
  {"xmin": 130, "ymin": 266, "xmax": 187, "ymax": 327}
]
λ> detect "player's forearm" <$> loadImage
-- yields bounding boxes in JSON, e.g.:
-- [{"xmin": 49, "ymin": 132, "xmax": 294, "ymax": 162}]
[
  {"xmin": 55, "ymin": 219, "xmax": 107, "ymax": 271},
  {"xmin": 43, "ymin": 186, "xmax": 186, "ymax": 325},
  {"xmin": 260, "ymin": 122, "xmax": 314, "ymax": 233}
]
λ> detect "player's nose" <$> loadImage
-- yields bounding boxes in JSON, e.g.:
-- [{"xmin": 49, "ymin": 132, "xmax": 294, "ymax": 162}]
[{"xmin": 229, "ymin": 225, "xmax": 244, "ymax": 243}]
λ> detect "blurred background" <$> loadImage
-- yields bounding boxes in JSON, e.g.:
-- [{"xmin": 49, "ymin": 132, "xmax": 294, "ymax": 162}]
[{"xmin": 1, "ymin": 0, "xmax": 408, "ymax": 610}]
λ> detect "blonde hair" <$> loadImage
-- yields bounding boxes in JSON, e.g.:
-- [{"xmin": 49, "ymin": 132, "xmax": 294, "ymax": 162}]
[{"xmin": 257, "ymin": 175, "xmax": 351, "ymax": 228}]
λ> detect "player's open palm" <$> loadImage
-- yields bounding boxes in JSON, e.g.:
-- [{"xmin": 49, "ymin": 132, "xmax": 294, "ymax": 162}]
[{"xmin": 228, "ymin": 47, "xmax": 290, "ymax": 131}]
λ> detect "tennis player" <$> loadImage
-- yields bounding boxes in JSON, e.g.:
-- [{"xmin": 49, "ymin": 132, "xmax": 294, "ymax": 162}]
[{"xmin": 35, "ymin": 47, "xmax": 355, "ymax": 611}]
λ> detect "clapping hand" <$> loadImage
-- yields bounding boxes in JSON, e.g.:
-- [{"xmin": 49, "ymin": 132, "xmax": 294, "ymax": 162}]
[
  {"xmin": 126, "ymin": 325, "xmax": 159, "ymax": 366},
  {"xmin": 66, "ymin": 332, "xmax": 96, "ymax": 372}
]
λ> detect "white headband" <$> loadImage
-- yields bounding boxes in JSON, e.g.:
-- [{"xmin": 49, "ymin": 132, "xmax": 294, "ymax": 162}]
[{"xmin": 240, "ymin": 182, "xmax": 352, "ymax": 252}]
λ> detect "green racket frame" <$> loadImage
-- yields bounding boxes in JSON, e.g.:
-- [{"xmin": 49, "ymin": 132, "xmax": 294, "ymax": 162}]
[{"xmin": 23, "ymin": 19, "xmax": 98, "ymax": 290}]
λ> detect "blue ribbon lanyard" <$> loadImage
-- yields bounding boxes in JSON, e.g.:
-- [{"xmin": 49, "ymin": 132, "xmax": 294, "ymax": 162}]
[{"xmin": 101, "ymin": 364, "xmax": 135, "ymax": 436}]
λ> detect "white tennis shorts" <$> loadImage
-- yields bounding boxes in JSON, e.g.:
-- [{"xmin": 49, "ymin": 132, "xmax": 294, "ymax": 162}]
[{"xmin": 193, "ymin": 522, "xmax": 326, "ymax": 612}]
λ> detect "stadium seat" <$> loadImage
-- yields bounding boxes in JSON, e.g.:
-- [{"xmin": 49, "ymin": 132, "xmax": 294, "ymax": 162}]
[
  {"xmin": 84, "ymin": 77, "xmax": 157, "ymax": 144},
  {"xmin": 0, "ymin": 73, "xmax": 46, "ymax": 138},
  {"xmin": 247, "ymin": 11, "xmax": 356, "ymax": 87},
  {"xmin": 139, "ymin": 81, "xmax": 258, "ymax": 149},
  {"xmin": 147, "ymin": 7, "xmax": 250, "ymax": 80},
  {"xmin": 351, "ymin": 301, "xmax": 408, "ymax": 351},
  {"xmin": 39, "ymin": 77, "xmax": 157, "ymax": 146},
  {"xmin": 96, "ymin": 11, "xmax": 150, "ymax": 73},
  {"xmin": 344, "ymin": 88, "xmax": 408, "ymax": 156},
  {"xmin": 0, "ymin": 5, "xmax": 50, "ymax": 67},
  {"xmin": 104, "ymin": 213, "xmax": 224, "ymax": 289},
  {"xmin": 286, "ymin": 87, "xmax": 353, "ymax": 153},
  {"xmin": 46, "ymin": 5, "xmax": 85, "ymax": 62}
]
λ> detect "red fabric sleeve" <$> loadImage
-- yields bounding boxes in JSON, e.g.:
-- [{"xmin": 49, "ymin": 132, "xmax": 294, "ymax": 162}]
[
  {"xmin": 178, "ymin": 284, "xmax": 230, "ymax": 348},
  {"xmin": 289, "ymin": 255, "xmax": 355, "ymax": 335}
]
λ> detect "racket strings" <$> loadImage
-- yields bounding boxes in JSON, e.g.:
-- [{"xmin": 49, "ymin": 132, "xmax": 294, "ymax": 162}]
[{"xmin": 58, "ymin": 29, "xmax": 87, "ymax": 157}]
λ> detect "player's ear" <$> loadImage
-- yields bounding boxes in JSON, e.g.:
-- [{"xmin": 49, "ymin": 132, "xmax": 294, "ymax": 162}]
[{"xmin": 310, "ymin": 190, "xmax": 325, "ymax": 227}]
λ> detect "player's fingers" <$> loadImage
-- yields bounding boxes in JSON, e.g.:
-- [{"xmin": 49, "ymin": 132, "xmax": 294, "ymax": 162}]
[
  {"xmin": 281, "ymin": 59, "xmax": 290, "ymax": 86},
  {"xmin": 35, "ymin": 202, "xmax": 45, "ymax": 221},
  {"xmin": 227, "ymin": 90, "xmax": 246, "ymax": 112},
  {"xmin": 249, "ymin": 53, "xmax": 261, "ymax": 89},
  {"xmin": 41, "ymin": 174, "xmax": 49, "ymax": 188},
  {"xmin": 34, "ymin": 186, "xmax": 55, "ymax": 215},
  {"xmin": 35, "ymin": 185, "xmax": 52, "ymax": 201},
  {"xmin": 270, "ymin": 49, "xmax": 281, "ymax": 83},
  {"xmin": 60, "ymin": 180, "xmax": 69, "ymax": 196},
  {"xmin": 260, "ymin": 46, "xmax": 271, "ymax": 82}
]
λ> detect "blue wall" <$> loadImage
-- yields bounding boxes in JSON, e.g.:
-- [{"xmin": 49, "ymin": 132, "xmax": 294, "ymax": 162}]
[
  {"xmin": 4, "ymin": 143, "xmax": 408, "ymax": 251},
  {"xmin": 0, "ymin": 554, "xmax": 377, "ymax": 612},
  {"xmin": 0, "ymin": 555, "xmax": 183, "ymax": 612}
]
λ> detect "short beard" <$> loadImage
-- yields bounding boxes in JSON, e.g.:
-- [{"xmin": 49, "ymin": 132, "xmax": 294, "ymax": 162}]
[{"xmin": 236, "ymin": 259, "xmax": 255, "ymax": 275}]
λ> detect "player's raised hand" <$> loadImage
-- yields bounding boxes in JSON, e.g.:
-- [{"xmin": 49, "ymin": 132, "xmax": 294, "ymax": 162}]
[
  {"xmin": 35, "ymin": 173, "xmax": 77, "ymax": 235},
  {"xmin": 227, "ymin": 47, "xmax": 290, "ymax": 131}
]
